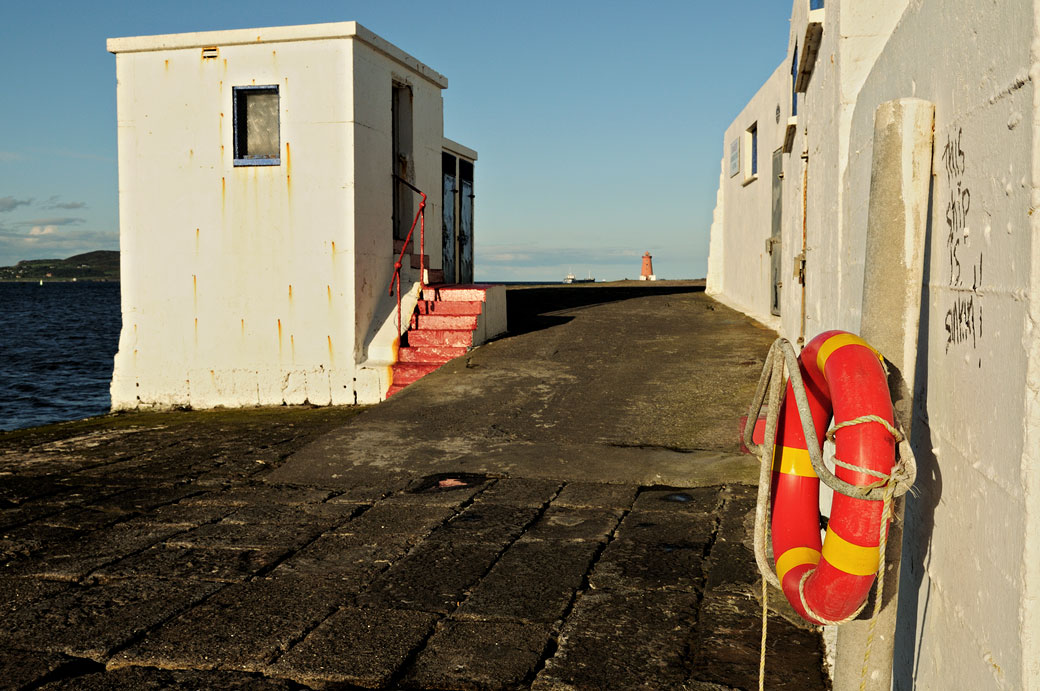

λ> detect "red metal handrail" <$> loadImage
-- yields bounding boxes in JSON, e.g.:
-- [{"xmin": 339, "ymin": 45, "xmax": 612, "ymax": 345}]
[{"xmin": 388, "ymin": 175, "xmax": 427, "ymax": 339}]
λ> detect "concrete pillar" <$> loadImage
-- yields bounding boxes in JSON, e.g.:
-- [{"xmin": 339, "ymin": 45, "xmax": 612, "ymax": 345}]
[{"xmin": 833, "ymin": 98, "xmax": 934, "ymax": 691}]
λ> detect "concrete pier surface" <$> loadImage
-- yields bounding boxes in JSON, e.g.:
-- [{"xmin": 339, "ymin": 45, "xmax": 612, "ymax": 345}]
[{"xmin": 1, "ymin": 282, "xmax": 828, "ymax": 690}]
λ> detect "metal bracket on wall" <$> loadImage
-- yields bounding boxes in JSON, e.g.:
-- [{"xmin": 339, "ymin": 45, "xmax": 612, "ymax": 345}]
[{"xmin": 793, "ymin": 251, "xmax": 806, "ymax": 284}]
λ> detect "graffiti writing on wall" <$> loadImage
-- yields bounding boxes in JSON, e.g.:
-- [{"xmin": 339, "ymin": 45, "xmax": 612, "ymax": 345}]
[
  {"xmin": 940, "ymin": 128, "xmax": 983, "ymax": 356},
  {"xmin": 942, "ymin": 128, "xmax": 970, "ymax": 286},
  {"xmin": 944, "ymin": 255, "xmax": 983, "ymax": 352}
]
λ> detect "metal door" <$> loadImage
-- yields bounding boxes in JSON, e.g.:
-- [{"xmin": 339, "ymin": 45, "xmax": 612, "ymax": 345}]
[
  {"xmin": 442, "ymin": 155, "xmax": 457, "ymax": 284},
  {"xmin": 770, "ymin": 148, "xmax": 783, "ymax": 316},
  {"xmin": 458, "ymin": 167, "xmax": 474, "ymax": 284}
]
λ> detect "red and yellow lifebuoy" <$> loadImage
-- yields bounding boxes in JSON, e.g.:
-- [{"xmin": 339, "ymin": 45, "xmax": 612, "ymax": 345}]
[{"xmin": 771, "ymin": 330, "xmax": 896, "ymax": 624}]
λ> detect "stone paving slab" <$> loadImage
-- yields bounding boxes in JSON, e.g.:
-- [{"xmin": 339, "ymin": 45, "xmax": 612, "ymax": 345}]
[
  {"xmin": 455, "ymin": 540, "xmax": 602, "ymax": 623},
  {"xmin": 0, "ymin": 649, "xmax": 75, "ymax": 690},
  {"xmin": 0, "ymin": 575, "xmax": 71, "ymax": 613},
  {"xmin": 93, "ymin": 544, "xmax": 291, "ymax": 583},
  {"xmin": 437, "ymin": 503, "xmax": 543, "ymax": 544},
  {"xmin": 632, "ymin": 485, "xmax": 727, "ymax": 514},
  {"xmin": 552, "ymin": 481, "xmax": 639, "ymax": 509},
  {"xmin": 589, "ymin": 511, "xmax": 717, "ymax": 591},
  {"xmin": 38, "ymin": 666, "xmax": 302, "ymax": 690},
  {"xmin": 405, "ymin": 620, "xmax": 554, "ymax": 690},
  {"xmin": 518, "ymin": 506, "xmax": 621, "ymax": 542},
  {"xmin": 181, "ymin": 486, "xmax": 335, "ymax": 507},
  {"xmin": 359, "ymin": 539, "xmax": 507, "ymax": 614},
  {"xmin": 533, "ymin": 588, "xmax": 703, "ymax": 690},
  {"xmin": 110, "ymin": 579, "xmax": 344, "ymax": 674},
  {"xmin": 3, "ymin": 523, "xmax": 188, "ymax": 581},
  {"xmin": 37, "ymin": 505, "xmax": 135, "ymax": 531},
  {"xmin": 0, "ymin": 579, "xmax": 221, "ymax": 661},
  {"xmin": 83, "ymin": 485, "xmax": 203, "ymax": 513},
  {"xmin": 163, "ymin": 519, "xmax": 326, "ymax": 551},
  {"xmin": 269, "ymin": 606, "xmax": 440, "ymax": 688},
  {"xmin": 329, "ymin": 501, "xmax": 458, "ymax": 540},
  {"xmin": 125, "ymin": 501, "xmax": 241, "ymax": 528},
  {"xmin": 468, "ymin": 478, "xmax": 563, "ymax": 506},
  {"xmin": 268, "ymin": 534, "xmax": 402, "ymax": 584},
  {"xmin": 1, "ymin": 524, "xmax": 88, "ymax": 564},
  {"xmin": 691, "ymin": 591, "xmax": 829, "ymax": 690}
]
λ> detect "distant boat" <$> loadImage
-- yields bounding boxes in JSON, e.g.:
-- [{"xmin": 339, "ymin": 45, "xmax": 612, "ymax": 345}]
[
  {"xmin": 39, "ymin": 279, "xmax": 43, "ymax": 286},
  {"xmin": 563, "ymin": 271, "xmax": 595, "ymax": 284}
]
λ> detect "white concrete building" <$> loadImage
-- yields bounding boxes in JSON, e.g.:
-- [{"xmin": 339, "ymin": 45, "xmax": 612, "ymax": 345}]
[
  {"xmin": 708, "ymin": 1, "xmax": 1040, "ymax": 687},
  {"xmin": 108, "ymin": 22, "xmax": 497, "ymax": 409}
]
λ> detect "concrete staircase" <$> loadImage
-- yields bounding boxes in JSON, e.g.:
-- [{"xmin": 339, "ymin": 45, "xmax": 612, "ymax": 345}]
[{"xmin": 387, "ymin": 285, "xmax": 499, "ymax": 398}]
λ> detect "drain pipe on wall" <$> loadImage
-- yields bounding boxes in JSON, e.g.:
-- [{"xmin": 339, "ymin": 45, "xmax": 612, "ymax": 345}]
[
  {"xmin": 798, "ymin": 148, "xmax": 809, "ymax": 347},
  {"xmin": 832, "ymin": 98, "xmax": 934, "ymax": 691}
]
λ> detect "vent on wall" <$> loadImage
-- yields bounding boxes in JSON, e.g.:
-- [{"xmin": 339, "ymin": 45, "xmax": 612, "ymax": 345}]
[{"xmin": 202, "ymin": 47, "xmax": 219, "ymax": 59}]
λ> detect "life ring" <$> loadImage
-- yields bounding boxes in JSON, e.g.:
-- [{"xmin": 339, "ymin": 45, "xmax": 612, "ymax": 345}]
[{"xmin": 771, "ymin": 330, "xmax": 896, "ymax": 625}]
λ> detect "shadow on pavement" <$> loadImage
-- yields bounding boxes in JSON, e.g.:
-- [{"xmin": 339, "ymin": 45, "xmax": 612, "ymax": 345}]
[{"xmin": 505, "ymin": 282, "xmax": 705, "ymax": 336}]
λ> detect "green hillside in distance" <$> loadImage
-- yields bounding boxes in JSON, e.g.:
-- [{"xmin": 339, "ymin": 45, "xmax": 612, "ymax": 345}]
[{"xmin": 0, "ymin": 250, "xmax": 119, "ymax": 281}]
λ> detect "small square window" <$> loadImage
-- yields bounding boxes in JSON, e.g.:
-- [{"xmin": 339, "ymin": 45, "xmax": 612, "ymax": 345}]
[{"xmin": 233, "ymin": 85, "xmax": 280, "ymax": 166}]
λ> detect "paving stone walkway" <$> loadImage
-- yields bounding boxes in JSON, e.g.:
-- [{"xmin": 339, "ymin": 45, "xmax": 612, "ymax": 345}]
[{"xmin": 1, "ymin": 283, "xmax": 829, "ymax": 690}]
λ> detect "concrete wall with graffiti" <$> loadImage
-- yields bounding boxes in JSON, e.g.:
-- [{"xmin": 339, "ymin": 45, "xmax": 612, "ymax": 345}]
[
  {"xmin": 708, "ymin": 1, "xmax": 1040, "ymax": 687},
  {"xmin": 845, "ymin": 2, "xmax": 1038, "ymax": 687}
]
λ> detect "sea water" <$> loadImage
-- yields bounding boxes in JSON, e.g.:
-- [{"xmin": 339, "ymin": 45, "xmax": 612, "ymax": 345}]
[{"xmin": 0, "ymin": 282, "xmax": 121, "ymax": 431}]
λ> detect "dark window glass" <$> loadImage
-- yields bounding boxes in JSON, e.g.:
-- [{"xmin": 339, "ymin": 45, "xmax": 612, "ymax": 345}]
[
  {"xmin": 750, "ymin": 124, "xmax": 758, "ymax": 176},
  {"xmin": 791, "ymin": 43, "xmax": 799, "ymax": 116},
  {"xmin": 233, "ymin": 86, "xmax": 280, "ymax": 165},
  {"xmin": 442, "ymin": 152, "xmax": 457, "ymax": 176}
]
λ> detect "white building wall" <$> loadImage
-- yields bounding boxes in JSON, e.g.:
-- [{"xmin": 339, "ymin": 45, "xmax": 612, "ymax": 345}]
[
  {"xmin": 351, "ymin": 38, "xmax": 445, "ymax": 363},
  {"xmin": 782, "ymin": 0, "xmax": 910, "ymax": 341},
  {"xmin": 711, "ymin": 1, "xmax": 1040, "ymax": 687},
  {"xmin": 706, "ymin": 61, "xmax": 789, "ymax": 331},
  {"xmin": 110, "ymin": 34, "xmax": 356, "ymax": 409},
  {"xmin": 108, "ymin": 23, "xmax": 455, "ymax": 410},
  {"xmin": 786, "ymin": 2, "xmax": 844, "ymax": 341}
]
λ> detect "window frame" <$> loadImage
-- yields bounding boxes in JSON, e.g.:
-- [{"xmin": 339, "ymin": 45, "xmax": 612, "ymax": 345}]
[
  {"xmin": 791, "ymin": 42, "xmax": 799, "ymax": 117},
  {"xmin": 743, "ymin": 122, "xmax": 759, "ymax": 185},
  {"xmin": 232, "ymin": 84, "xmax": 281, "ymax": 167}
]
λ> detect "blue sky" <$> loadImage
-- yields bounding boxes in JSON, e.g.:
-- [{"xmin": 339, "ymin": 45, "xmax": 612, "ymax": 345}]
[{"xmin": 0, "ymin": 1, "xmax": 792, "ymax": 281}]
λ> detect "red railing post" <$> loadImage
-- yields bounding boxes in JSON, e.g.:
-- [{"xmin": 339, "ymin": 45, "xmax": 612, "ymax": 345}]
[{"xmin": 388, "ymin": 175, "xmax": 427, "ymax": 340}]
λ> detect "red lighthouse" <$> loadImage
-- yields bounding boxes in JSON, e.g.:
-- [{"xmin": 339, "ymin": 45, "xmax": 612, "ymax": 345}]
[{"xmin": 640, "ymin": 252, "xmax": 656, "ymax": 281}]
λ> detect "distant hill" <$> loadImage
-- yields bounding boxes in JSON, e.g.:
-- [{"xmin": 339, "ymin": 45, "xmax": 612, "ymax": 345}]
[{"xmin": 0, "ymin": 250, "xmax": 119, "ymax": 281}]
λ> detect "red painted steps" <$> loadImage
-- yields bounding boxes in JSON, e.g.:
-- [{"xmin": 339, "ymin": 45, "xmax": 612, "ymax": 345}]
[
  {"xmin": 397, "ymin": 344, "xmax": 468, "ymax": 362},
  {"xmin": 417, "ymin": 300, "xmax": 483, "ymax": 315},
  {"xmin": 387, "ymin": 284, "xmax": 493, "ymax": 398},
  {"xmin": 409, "ymin": 314, "xmax": 479, "ymax": 331}
]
